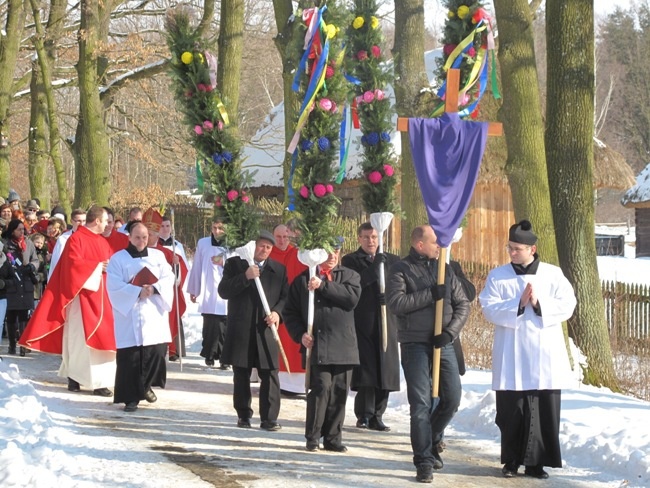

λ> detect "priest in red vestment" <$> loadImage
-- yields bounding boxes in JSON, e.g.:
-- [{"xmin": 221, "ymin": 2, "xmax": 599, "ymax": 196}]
[
  {"xmin": 19, "ymin": 206, "xmax": 116, "ymax": 396},
  {"xmin": 102, "ymin": 207, "xmax": 129, "ymax": 255},
  {"xmin": 142, "ymin": 208, "xmax": 188, "ymax": 360},
  {"xmin": 270, "ymin": 224, "xmax": 308, "ymax": 394}
]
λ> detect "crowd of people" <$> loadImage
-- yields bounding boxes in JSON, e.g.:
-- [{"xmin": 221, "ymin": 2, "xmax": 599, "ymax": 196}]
[{"xmin": 0, "ymin": 189, "xmax": 577, "ymax": 484}]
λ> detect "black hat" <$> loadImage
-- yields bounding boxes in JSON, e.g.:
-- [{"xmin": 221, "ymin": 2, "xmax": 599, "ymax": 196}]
[
  {"xmin": 508, "ymin": 220, "xmax": 537, "ymax": 245},
  {"xmin": 257, "ymin": 230, "xmax": 276, "ymax": 246}
]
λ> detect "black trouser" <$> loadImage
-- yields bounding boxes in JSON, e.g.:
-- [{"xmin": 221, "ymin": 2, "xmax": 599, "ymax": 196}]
[
  {"xmin": 233, "ymin": 366, "xmax": 280, "ymax": 422},
  {"xmin": 6, "ymin": 309, "xmax": 29, "ymax": 348},
  {"xmin": 354, "ymin": 386, "xmax": 390, "ymax": 421},
  {"xmin": 305, "ymin": 364, "xmax": 353, "ymax": 446},
  {"xmin": 200, "ymin": 314, "xmax": 227, "ymax": 362}
]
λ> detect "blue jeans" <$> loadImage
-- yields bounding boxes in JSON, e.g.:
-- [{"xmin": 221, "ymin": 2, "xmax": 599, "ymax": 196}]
[{"xmin": 400, "ymin": 342, "xmax": 461, "ymax": 467}]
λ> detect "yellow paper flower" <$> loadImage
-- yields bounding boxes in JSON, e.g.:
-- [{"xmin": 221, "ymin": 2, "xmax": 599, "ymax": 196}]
[
  {"xmin": 181, "ymin": 51, "xmax": 193, "ymax": 65},
  {"xmin": 196, "ymin": 52, "xmax": 204, "ymax": 64},
  {"xmin": 457, "ymin": 5, "xmax": 470, "ymax": 19},
  {"xmin": 448, "ymin": 10, "xmax": 455, "ymax": 19},
  {"xmin": 325, "ymin": 24, "xmax": 337, "ymax": 39},
  {"xmin": 352, "ymin": 16, "xmax": 364, "ymax": 29},
  {"xmin": 371, "ymin": 16, "xmax": 379, "ymax": 29}
]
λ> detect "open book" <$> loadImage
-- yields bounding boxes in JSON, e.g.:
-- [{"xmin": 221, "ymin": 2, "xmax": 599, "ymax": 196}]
[{"xmin": 130, "ymin": 266, "xmax": 158, "ymax": 286}]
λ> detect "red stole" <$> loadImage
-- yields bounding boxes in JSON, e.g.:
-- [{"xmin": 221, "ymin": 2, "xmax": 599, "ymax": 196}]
[
  {"xmin": 103, "ymin": 229, "xmax": 129, "ymax": 255},
  {"xmin": 155, "ymin": 243, "xmax": 188, "ymax": 353}
]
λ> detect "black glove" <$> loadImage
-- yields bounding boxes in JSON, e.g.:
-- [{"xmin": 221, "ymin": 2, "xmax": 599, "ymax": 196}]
[
  {"xmin": 432, "ymin": 331, "xmax": 453, "ymax": 349},
  {"xmin": 431, "ymin": 284, "xmax": 447, "ymax": 301},
  {"xmin": 373, "ymin": 253, "xmax": 387, "ymax": 266},
  {"xmin": 0, "ymin": 278, "xmax": 5, "ymax": 290},
  {"xmin": 377, "ymin": 292, "xmax": 386, "ymax": 305}
]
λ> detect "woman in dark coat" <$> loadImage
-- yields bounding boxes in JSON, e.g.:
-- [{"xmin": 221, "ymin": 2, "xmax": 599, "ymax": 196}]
[{"xmin": 1, "ymin": 219, "xmax": 39, "ymax": 355}]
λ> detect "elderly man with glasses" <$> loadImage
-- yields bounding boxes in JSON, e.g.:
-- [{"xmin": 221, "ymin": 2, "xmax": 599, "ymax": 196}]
[{"xmin": 479, "ymin": 220, "xmax": 577, "ymax": 480}]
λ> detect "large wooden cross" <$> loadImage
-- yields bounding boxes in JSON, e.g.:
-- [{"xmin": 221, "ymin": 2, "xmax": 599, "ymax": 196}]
[{"xmin": 397, "ymin": 68, "xmax": 502, "ymax": 398}]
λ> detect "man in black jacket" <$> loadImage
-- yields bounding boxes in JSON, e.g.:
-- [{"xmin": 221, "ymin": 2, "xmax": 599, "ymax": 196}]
[
  {"xmin": 284, "ymin": 246, "xmax": 361, "ymax": 453},
  {"xmin": 218, "ymin": 231, "xmax": 289, "ymax": 431},
  {"xmin": 386, "ymin": 225, "xmax": 470, "ymax": 483},
  {"xmin": 341, "ymin": 222, "xmax": 400, "ymax": 432}
]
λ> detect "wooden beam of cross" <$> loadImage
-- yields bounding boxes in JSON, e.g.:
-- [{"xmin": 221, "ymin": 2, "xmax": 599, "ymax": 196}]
[{"xmin": 397, "ymin": 68, "xmax": 502, "ymax": 398}]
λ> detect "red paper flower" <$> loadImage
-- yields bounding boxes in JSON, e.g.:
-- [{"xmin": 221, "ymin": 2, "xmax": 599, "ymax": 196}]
[
  {"xmin": 299, "ymin": 186, "xmax": 310, "ymax": 198},
  {"xmin": 326, "ymin": 65, "xmax": 335, "ymax": 78},
  {"xmin": 242, "ymin": 196, "xmax": 250, "ymax": 203},
  {"xmin": 319, "ymin": 98, "xmax": 333, "ymax": 111},
  {"xmin": 443, "ymin": 44, "xmax": 457, "ymax": 56},
  {"xmin": 383, "ymin": 165, "xmax": 394, "ymax": 177},
  {"xmin": 326, "ymin": 184, "xmax": 334, "ymax": 194},
  {"xmin": 227, "ymin": 190, "xmax": 239, "ymax": 201},
  {"xmin": 368, "ymin": 171, "xmax": 382, "ymax": 184},
  {"xmin": 357, "ymin": 50, "xmax": 368, "ymax": 61},
  {"xmin": 194, "ymin": 125, "xmax": 203, "ymax": 135},
  {"xmin": 371, "ymin": 45, "xmax": 381, "ymax": 58},
  {"xmin": 313, "ymin": 184, "xmax": 327, "ymax": 198}
]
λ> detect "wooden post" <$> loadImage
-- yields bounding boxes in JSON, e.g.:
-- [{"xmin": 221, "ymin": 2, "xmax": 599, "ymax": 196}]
[{"xmin": 397, "ymin": 68, "xmax": 502, "ymax": 397}]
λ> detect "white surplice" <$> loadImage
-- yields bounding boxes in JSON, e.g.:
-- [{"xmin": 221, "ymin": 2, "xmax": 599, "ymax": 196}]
[{"xmin": 186, "ymin": 236, "xmax": 229, "ymax": 315}]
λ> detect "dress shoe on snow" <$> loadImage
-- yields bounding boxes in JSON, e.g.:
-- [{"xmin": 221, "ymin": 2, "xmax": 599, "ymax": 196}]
[
  {"xmin": 205, "ymin": 358, "xmax": 215, "ymax": 367},
  {"xmin": 260, "ymin": 420, "xmax": 282, "ymax": 431},
  {"xmin": 502, "ymin": 462, "xmax": 519, "ymax": 478},
  {"xmin": 368, "ymin": 417, "xmax": 391, "ymax": 432},
  {"xmin": 93, "ymin": 388, "xmax": 113, "ymax": 397},
  {"xmin": 144, "ymin": 388, "xmax": 157, "ymax": 403},
  {"xmin": 356, "ymin": 417, "xmax": 369, "ymax": 429},
  {"xmin": 524, "ymin": 465, "xmax": 549, "ymax": 479},
  {"xmin": 168, "ymin": 354, "xmax": 179, "ymax": 362},
  {"xmin": 124, "ymin": 401, "xmax": 139, "ymax": 412},
  {"xmin": 237, "ymin": 418, "xmax": 251, "ymax": 428},
  {"xmin": 416, "ymin": 463, "xmax": 434, "ymax": 483},
  {"xmin": 67, "ymin": 378, "xmax": 81, "ymax": 392},
  {"xmin": 323, "ymin": 442, "xmax": 348, "ymax": 453},
  {"xmin": 306, "ymin": 442, "xmax": 319, "ymax": 452}
]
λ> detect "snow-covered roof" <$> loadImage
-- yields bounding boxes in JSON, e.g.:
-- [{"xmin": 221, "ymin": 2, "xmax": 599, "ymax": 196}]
[
  {"xmin": 242, "ymin": 49, "xmax": 443, "ymax": 187},
  {"xmin": 621, "ymin": 162, "xmax": 650, "ymax": 207}
]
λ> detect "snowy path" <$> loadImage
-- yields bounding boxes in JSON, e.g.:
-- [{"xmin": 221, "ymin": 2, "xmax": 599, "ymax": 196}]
[{"xmin": 5, "ymin": 350, "xmax": 619, "ymax": 488}]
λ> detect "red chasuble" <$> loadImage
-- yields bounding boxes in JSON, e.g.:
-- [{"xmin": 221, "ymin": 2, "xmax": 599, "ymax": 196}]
[
  {"xmin": 155, "ymin": 244, "xmax": 188, "ymax": 354},
  {"xmin": 270, "ymin": 244, "xmax": 308, "ymax": 373},
  {"xmin": 19, "ymin": 226, "xmax": 116, "ymax": 354},
  {"xmin": 103, "ymin": 229, "xmax": 129, "ymax": 255}
]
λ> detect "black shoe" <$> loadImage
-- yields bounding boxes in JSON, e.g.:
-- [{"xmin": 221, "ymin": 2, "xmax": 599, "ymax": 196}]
[
  {"xmin": 524, "ymin": 465, "xmax": 549, "ymax": 479},
  {"xmin": 437, "ymin": 440, "xmax": 446, "ymax": 452},
  {"xmin": 502, "ymin": 462, "xmax": 519, "ymax": 478},
  {"xmin": 416, "ymin": 463, "xmax": 434, "ymax": 483},
  {"xmin": 219, "ymin": 363, "xmax": 231, "ymax": 370},
  {"xmin": 432, "ymin": 450, "xmax": 444, "ymax": 470},
  {"xmin": 323, "ymin": 442, "xmax": 347, "ymax": 453},
  {"xmin": 169, "ymin": 354, "xmax": 179, "ymax": 362},
  {"xmin": 124, "ymin": 401, "xmax": 139, "ymax": 412},
  {"xmin": 306, "ymin": 441, "xmax": 319, "ymax": 452},
  {"xmin": 67, "ymin": 378, "xmax": 81, "ymax": 392},
  {"xmin": 368, "ymin": 417, "xmax": 391, "ymax": 432},
  {"xmin": 19, "ymin": 346, "xmax": 26, "ymax": 357},
  {"xmin": 8, "ymin": 345, "xmax": 16, "ymax": 355},
  {"xmin": 356, "ymin": 417, "xmax": 369, "ymax": 429},
  {"xmin": 260, "ymin": 420, "xmax": 282, "ymax": 431},
  {"xmin": 205, "ymin": 358, "xmax": 215, "ymax": 367},
  {"xmin": 237, "ymin": 418, "xmax": 251, "ymax": 428},
  {"xmin": 144, "ymin": 388, "xmax": 157, "ymax": 403},
  {"xmin": 93, "ymin": 388, "xmax": 113, "ymax": 397}
]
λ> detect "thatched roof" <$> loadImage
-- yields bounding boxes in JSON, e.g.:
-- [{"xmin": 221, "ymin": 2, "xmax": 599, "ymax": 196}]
[
  {"xmin": 621, "ymin": 162, "xmax": 650, "ymax": 208},
  {"xmin": 593, "ymin": 138, "xmax": 637, "ymax": 190}
]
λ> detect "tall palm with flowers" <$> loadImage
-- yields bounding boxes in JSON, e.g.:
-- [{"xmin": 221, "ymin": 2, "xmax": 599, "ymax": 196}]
[{"xmin": 165, "ymin": 7, "xmax": 258, "ymax": 247}]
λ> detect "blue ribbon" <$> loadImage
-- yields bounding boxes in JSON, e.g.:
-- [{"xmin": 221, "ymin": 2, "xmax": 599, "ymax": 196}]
[
  {"xmin": 292, "ymin": 6, "xmax": 326, "ymax": 93},
  {"xmin": 336, "ymin": 105, "xmax": 350, "ymax": 183}
]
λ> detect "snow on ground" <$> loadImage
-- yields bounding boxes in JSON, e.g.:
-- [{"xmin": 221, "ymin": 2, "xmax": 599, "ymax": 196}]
[{"xmin": 1, "ymin": 299, "xmax": 649, "ymax": 487}]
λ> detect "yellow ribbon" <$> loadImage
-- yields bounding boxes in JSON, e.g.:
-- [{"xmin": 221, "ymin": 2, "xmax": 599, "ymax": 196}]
[
  {"xmin": 443, "ymin": 24, "xmax": 486, "ymax": 73},
  {"xmin": 215, "ymin": 97, "xmax": 230, "ymax": 126}
]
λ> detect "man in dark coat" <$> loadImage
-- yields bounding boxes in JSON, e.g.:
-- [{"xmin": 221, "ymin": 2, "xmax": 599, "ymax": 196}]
[
  {"xmin": 218, "ymin": 231, "xmax": 288, "ymax": 431},
  {"xmin": 386, "ymin": 225, "xmax": 470, "ymax": 484},
  {"xmin": 284, "ymin": 246, "xmax": 361, "ymax": 453},
  {"xmin": 341, "ymin": 222, "xmax": 400, "ymax": 432}
]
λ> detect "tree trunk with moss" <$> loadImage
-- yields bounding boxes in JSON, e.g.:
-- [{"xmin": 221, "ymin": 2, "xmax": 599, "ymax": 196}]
[
  {"xmin": 28, "ymin": 61, "xmax": 50, "ymax": 209},
  {"xmin": 217, "ymin": 0, "xmax": 245, "ymax": 139},
  {"xmin": 493, "ymin": 0, "xmax": 558, "ymax": 265},
  {"xmin": 546, "ymin": 0, "xmax": 618, "ymax": 389},
  {"xmin": 273, "ymin": 0, "xmax": 303, "ymax": 206},
  {"xmin": 0, "ymin": 0, "xmax": 27, "ymax": 196},
  {"xmin": 393, "ymin": 0, "xmax": 429, "ymax": 252}
]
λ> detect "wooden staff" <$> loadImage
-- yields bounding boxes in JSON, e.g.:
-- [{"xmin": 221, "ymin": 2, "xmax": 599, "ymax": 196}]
[{"xmin": 432, "ymin": 247, "xmax": 447, "ymax": 398}]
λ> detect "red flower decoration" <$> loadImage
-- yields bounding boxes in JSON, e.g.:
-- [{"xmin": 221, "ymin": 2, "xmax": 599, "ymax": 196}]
[
  {"xmin": 443, "ymin": 44, "xmax": 457, "ymax": 56},
  {"xmin": 357, "ymin": 50, "xmax": 368, "ymax": 61},
  {"xmin": 368, "ymin": 171, "xmax": 382, "ymax": 184},
  {"xmin": 371, "ymin": 45, "xmax": 381, "ymax": 58}
]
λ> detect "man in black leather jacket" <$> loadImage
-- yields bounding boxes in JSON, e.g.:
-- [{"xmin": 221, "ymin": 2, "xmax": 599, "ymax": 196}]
[{"xmin": 386, "ymin": 225, "xmax": 469, "ymax": 483}]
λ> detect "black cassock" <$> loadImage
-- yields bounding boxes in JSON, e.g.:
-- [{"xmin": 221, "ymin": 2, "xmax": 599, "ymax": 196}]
[{"xmin": 114, "ymin": 343, "xmax": 167, "ymax": 404}]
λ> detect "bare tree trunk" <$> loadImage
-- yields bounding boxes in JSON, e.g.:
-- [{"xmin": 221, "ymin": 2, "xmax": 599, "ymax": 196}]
[
  {"xmin": 28, "ymin": 60, "xmax": 50, "ymax": 209},
  {"xmin": 546, "ymin": 0, "xmax": 618, "ymax": 389},
  {"xmin": 493, "ymin": 0, "xmax": 558, "ymax": 264},
  {"xmin": 393, "ymin": 0, "xmax": 428, "ymax": 251},
  {"xmin": 218, "ymin": 0, "xmax": 245, "ymax": 137},
  {"xmin": 0, "ymin": 0, "xmax": 28, "ymax": 196}
]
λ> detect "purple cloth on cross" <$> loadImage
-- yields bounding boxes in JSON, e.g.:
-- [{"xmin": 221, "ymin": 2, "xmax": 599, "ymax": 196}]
[{"xmin": 409, "ymin": 113, "xmax": 488, "ymax": 248}]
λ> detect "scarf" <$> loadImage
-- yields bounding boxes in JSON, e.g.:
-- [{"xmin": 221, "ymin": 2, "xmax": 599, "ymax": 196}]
[{"xmin": 13, "ymin": 235, "xmax": 26, "ymax": 253}]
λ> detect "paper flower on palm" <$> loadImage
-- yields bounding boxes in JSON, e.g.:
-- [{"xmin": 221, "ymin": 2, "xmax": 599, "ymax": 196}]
[
  {"xmin": 212, "ymin": 153, "xmax": 223, "ymax": 165},
  {"xmin": 375, "ymin": 89, "xmax": 385, "ymax": 100},
  {"xmin": 380, "ymin": 132, "xmax": 391, "ymax": 143},
  {"xmin": 194, "ymin": 125, "xmax": 203, "ymax": 135},
  {"xmin": 368, "ymin": 171, "xmax": 382, "ymax": 184},
  {"xmin": 326, "ymin": 65, "xmax": 335, "ymax": 78},
  {"xmin": 370, "ymin": 16, "xmax": 379, "ymax": 29},
  {"xmin": 242, "ymin": 195, "xmax": 250, "ymax": 203},
  {"xmin": 472, "ymin": 8, "xmax": 487, "ymax": 24},
  {"xmin": 357, "ymin": 50, "xmax": 368, "ymax": 61},
  {"xmin": 365, "ymin": 132, "xmax": 379, "ymax": 146},
  {"xmin": 317, "ymin": 137, "xmax": 330, "ymax": 151},
  {"xmin": 216, "ymin": 196, "xmax": 222, "ymax": 207},
  {"xmin": 444, "ymin": 44, "xmax": 457, "ymax": 56},
  {"xmin": 301, "ymin": 139, "xmax": 314, "ymax": 152},
  {"xmin": 371, "ymin": 46, "xmax": 381, "ymax": 58},
  {"xmin": 299, "ymin": 186, "xmax": 310, "ymax": 198},
  {"xmin": 222, "ymin": 152, "xmax": 233, "ymax": 163},
  {"xmin": 227, "ymin": 190, "xmax": 239, "ymax": 202},
  {"xmin": 181, "ymin": 51, "xmax": 193, "ymax": 64},
  {"xmin": 203, "ymin": 120, "xmax": 214, "ymax": 131},
  {"xmin": 457, "ymin": 5, "xmax": 470, "ymax": 19},
  {"xmin": 325, "ymin": 24, "xmax": 337, "ymax": 39},
  {"xmin": 383, "ymin": 165, "xmax": 395, "ymax": 177},
  {"xmin": 363, "ymin": 91, "xmax": 375, "ymax": 103},
  {"xmin": 352, "ymin": 16, "xmax": 364, "ymax": 29},
  {"xmin": 196, "ymin": 52, "xmax": 204, "ymax": 64},
  {"xmin": 326, "ymin": 184, "xmax": 334, "ymax": 194},
  {"xmin": 319, "ymin": 98, "xmax": 333, "ymax": 111},
  {"xmin": 313, "ymin": 184, "xmax": 327, "ymax": 198}
]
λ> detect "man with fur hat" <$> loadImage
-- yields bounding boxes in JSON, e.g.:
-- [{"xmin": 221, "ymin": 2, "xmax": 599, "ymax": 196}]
[
  {"xmin": 218, "ymin": 230, "xmax": 289, "ymax": 431},
  {"xmin": 479, "ymin": 220, "xmax": 577, "ymax": 480}
]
